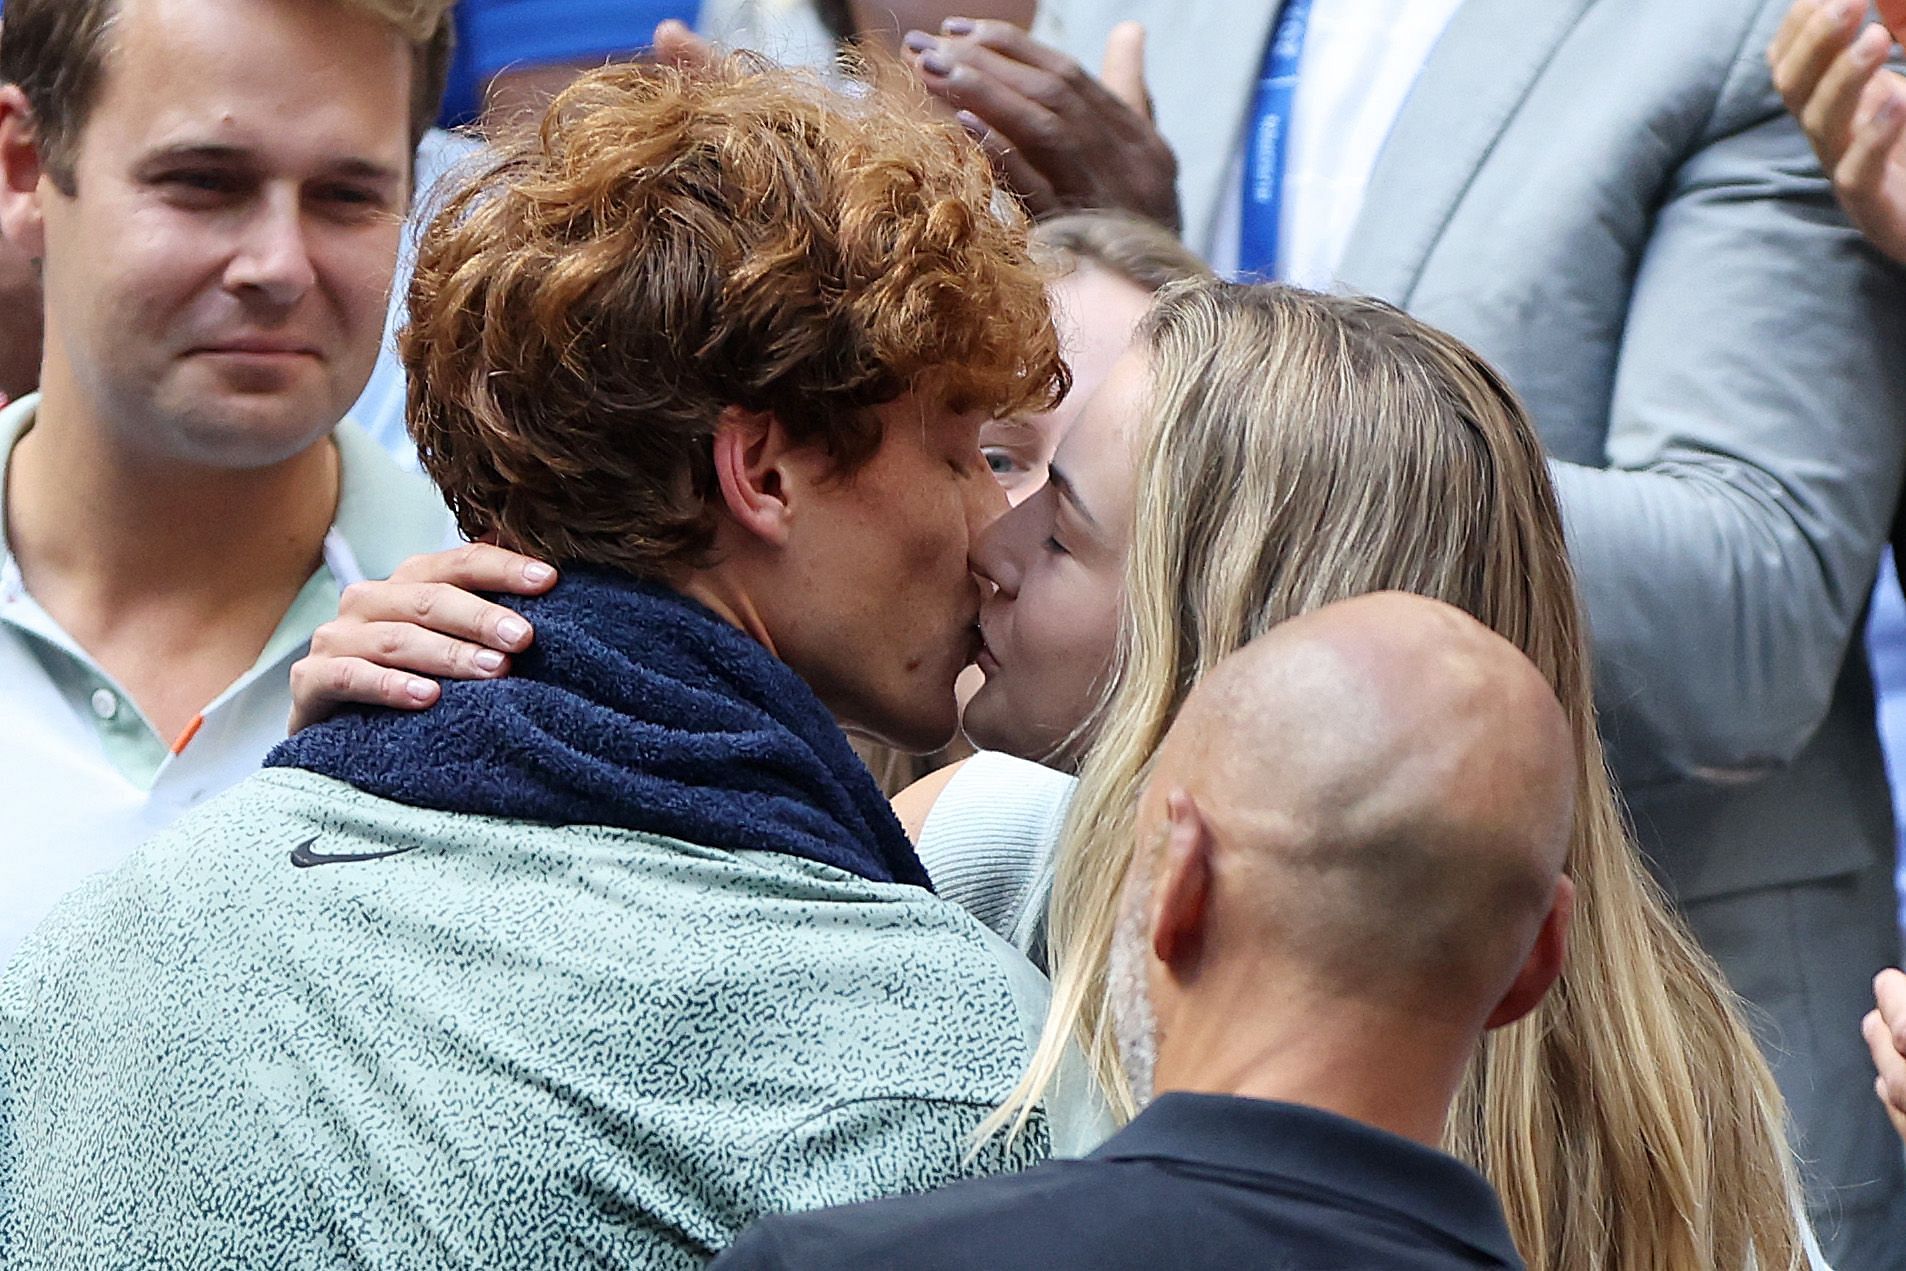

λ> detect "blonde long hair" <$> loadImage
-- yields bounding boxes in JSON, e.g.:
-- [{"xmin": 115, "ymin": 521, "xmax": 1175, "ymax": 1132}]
[{"xmin": 992, "ymin": 282, "xmax": 1804, "ymax": 1271}]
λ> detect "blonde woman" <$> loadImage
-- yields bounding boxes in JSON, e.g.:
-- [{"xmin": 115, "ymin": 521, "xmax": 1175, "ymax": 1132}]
[
  {"xmin": 952, "ymin": 280, "xmax": 1820, "ymax": 1271},
  {"xmin": 287, "ymin": 281, "xmax": 1816, "ymax": 1268}
]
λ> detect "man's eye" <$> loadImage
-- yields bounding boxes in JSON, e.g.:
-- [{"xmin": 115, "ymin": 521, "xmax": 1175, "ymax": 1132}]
[
  {"xmin": 320, "ymin": 186, "xmax": 381, "ymax": 207},
  {"xmin": 165, "ymin": 171, "xmax": 239, "ymax": 195}
]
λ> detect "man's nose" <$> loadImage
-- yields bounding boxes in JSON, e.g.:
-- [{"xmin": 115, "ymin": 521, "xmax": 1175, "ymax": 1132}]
[
  {"xmin": 969, "ymin": 487, "xmax": 1020, "ymax": 597},
  {"xmin": 225, "ymin": 189, "xmax": 318, "ymax": 308},
  {"xmin": 968, "ymin": 464, "xmax": 1009, "ymax": 535}
]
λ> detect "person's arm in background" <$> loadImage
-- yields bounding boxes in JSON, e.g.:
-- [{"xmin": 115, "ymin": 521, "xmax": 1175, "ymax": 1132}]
[
  {"xmin": 1527, "ymin": 0, "xmax": 1906, "ymax": 787},
  {"xmin": 923, "ymin": 6, "xmax": 1906, "ymax": 784},
  {"xmin": 1770, "ymin": 0, "xmax": 1906, "ymax": 262}
]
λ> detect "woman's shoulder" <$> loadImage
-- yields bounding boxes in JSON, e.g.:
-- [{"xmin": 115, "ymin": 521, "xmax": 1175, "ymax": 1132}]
[{"xmin": 903, "ymin": 752, "xmax": 1079, "ymax": 958}]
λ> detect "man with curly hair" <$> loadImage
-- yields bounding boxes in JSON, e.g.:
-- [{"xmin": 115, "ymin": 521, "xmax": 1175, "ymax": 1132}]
[
  {"xmin": 0, "ymin": 56, "xmax": 1103, "ymax": 1265},
  {"xmin": 0, "ymin": 0, "xmax": 459, "ymax": 961}
]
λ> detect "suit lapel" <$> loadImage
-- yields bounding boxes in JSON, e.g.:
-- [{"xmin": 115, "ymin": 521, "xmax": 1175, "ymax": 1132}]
[{"xmin": 1340, "ymin": 0, "xmax": 1599, "ymax": 302}]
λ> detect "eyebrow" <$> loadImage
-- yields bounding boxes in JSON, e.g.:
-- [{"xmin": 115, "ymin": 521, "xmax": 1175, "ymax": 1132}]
[
  {"xmin": 136, "ymin": 143, "xmax": 403, "ymax": 187},
  {"xmin": 980, "ymin": 418, "xmax": 1043, "ymax": 442},
  {"xmin": 1046, "ymin": 462, "xmax": 1101, "ymax": 532}
]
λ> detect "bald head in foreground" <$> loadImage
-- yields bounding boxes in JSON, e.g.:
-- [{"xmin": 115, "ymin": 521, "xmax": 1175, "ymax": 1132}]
[
  {"xmin": 1114, "ymin": 590, "xmax": 1576, "ymax": 1140},
  {"xmin": 713, "ymin": 592, "xmax": 1575, "ymax": 1271}
]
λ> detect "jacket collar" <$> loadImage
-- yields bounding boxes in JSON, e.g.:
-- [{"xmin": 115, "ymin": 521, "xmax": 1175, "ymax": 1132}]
[{"xmin": 1096, "ymin": 1091, "xmax": 1523, "ymax": 1266}]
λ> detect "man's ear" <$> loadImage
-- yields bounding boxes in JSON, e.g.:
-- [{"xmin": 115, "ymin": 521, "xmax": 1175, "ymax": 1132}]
[
  {"xmin": 1149, "ymin": 789, "xmax": 1215, "ymax": 975},
  {"xmin": 0, "ymin": 86, "xmax": 49, "ymax": 259},
  {"xmin": 1485, "ymin": 875, "xmax": 1575, "ymax": 1030},
  {"xmin": 710, "ymin": 404, "xmax": 804, "ymax": 549}
]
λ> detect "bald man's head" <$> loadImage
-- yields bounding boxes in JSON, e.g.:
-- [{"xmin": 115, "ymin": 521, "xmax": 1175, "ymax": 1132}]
[{"xmin": 1131, "ymin": 593, "xmax": 1576, "ymax": 1034}]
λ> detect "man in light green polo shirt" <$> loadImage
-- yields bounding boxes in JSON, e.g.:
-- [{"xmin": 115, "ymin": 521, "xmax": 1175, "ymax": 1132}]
[{"xmin": 0, "ymin": 0, "xmax": 459, "ymax": 960}]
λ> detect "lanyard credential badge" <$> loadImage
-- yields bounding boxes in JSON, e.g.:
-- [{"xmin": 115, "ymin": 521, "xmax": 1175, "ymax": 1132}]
[{"xmin": 1238, "ymin": 0, "xmax": 1313, "ymax": 280}]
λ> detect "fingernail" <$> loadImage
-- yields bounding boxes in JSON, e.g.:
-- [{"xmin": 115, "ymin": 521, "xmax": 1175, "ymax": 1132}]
[
  {"xmin": 498, "ymin": 616, "xmax": 531, "ymax": 646},
  {"xmin": 941, "ymin": 17, "xmax": 975, "ymax": 34},
  {"xmin": 955, "ymin": 109, "xmax": 988, "ymax": 136},
  {"xmin": 523, "ymin": 561, "xmax": 555, "ymax": 585},
  {"xmin": 475, "ymin": 649, "xmax": 506, "ymax": 672},
  {"xmin": 406, "ymin": 677, "xmax": 436, "ymax": 702},
  {"xmin": 903, "ymin": 29, "xmax": 938, "ymax": 53},
  {"xmin": 920, "ymin": 49, "xmax": 953, "ymax": 77}
]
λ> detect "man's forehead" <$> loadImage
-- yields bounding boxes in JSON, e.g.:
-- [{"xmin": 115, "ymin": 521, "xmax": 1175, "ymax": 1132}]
[{"xmin": 83, "ymin": 0, "xmax": 413, "ymax": 166}]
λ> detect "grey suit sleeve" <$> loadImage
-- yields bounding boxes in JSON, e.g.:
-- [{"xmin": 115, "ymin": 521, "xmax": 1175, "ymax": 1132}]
[{"xmin": 1548, "ymin": 3, "xmax": 1906, "ymax": 788}]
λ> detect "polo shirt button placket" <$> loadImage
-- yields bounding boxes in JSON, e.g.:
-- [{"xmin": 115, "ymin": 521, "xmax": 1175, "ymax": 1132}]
[{"xmin": 91, "ymin": 687, "xmax": 120, "ymax": 722}]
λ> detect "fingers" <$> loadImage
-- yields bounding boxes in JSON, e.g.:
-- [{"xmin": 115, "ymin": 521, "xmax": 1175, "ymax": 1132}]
[
  {"xmin": 652, "ymin": 18, "xmax": 716, "ymax": 69},
  {"xmin": 287, "ymin": 654, "xmax": 440, "ymax": 735},
  {"xmin": 317, "ymin": 619, "xmax": 515, "ymax": 681},
  {"xmin": 911, "ymin": 38, "xmax": 1111, "ymax": 202},
  {"xmin": 955, "ymin": 109, "xmax": 1063, "ymax": 214},
  {"xmin": 1837, "ymin": 72, "xmax": 1906, "ymax": 217},
  {"xmin": 1771, "ymin": 0, "xmax": 1866, "ymax": 125},
  {"xmin": 1802, "ymin": 24, "xmax": 1893, "ymax": 167},
  {"xmin": 955, "ymin": 19, "xmax": 1156, "ymax": 137},
  {"xmin": 1863, "ymin": 1006, "xmax": 1906, "ymax": 1141},
  {"xmin": 387, "ymin": 541, "xmax": 557, "ymax": 595},
  {"xmin": 1770, "ymin": 0, "xmax": 1822, "ymax": 68},
  {"xmin": 904, "ymin": 18, "xmax": 1179, "ymax": 226},
  {"xmin": 288, "ymin": 576, "xmax": 533, "ymax": 733},
  {"xmin": 335, "ymin": 579, "xmax": 537, "ymax": 654},
  {"xmin": 1099, "ymin": 22, "xmax": 1151, "ymax": 122},
  {"xmin": 1876, "ymin": 967, "xmax": 1906, "ymax": 1050},
  {"xmin": 938, "ymin": 17, "xmax": 1088, "ymax": 82}
]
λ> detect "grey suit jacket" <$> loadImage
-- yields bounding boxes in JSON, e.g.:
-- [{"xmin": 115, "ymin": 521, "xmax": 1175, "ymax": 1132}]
[{"xmin": 1036, "ymin": 0, "xmax": 1906, "ymax": 901}]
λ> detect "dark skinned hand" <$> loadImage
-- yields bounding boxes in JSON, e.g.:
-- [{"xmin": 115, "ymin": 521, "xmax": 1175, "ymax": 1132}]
[{"xmin": 903, "ymin": 18, "xmax": 1183, "ymax": 232}]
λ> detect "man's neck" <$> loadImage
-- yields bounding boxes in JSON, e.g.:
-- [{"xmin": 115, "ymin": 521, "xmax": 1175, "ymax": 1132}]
[
  {"xmin": 4, "ymin": 385, "xmax": 341, "ymax": 741},
  {"xmin": 1150, "ymin": 995, "xmax": 1476, "ymax": 1150},
  {"xmin": 6, "ymin": 389, "xmax": 339, "ymax": 604}
]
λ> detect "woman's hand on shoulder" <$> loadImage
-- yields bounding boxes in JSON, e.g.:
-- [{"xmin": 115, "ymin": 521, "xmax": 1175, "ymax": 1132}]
[{"xmin": 288, "ymin": 543, "xmax": 557, "ymax": 734}]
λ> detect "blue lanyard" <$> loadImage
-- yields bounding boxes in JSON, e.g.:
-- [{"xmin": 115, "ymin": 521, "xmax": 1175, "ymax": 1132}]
[{"xmin": 1238, "ymin": 0, "xmax": 1313, "ymax": 280}]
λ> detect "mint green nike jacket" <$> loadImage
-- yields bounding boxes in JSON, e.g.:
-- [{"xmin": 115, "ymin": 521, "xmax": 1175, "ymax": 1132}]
[{"xmin": 0, "ymin": 768, "xmax": 1103, "ymax": 1268}]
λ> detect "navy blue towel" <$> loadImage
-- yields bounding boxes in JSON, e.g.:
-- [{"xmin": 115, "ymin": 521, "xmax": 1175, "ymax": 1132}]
[{"xmin": 268, "ymin": 566, "xmax": 932, "ymax": 890}]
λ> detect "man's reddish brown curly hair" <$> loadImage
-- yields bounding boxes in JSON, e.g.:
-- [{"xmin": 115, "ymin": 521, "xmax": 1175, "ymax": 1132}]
[{"xmin": 403, "ymin": 55, "xmax": 1069, "ymax": 578}]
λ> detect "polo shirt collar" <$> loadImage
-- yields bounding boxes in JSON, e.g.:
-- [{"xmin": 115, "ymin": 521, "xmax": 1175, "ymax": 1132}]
[
  {"xmin": 1095, "ymin": 1091, "xmax": 1523, "ymax": 1266},
  {"xmin": 0, "ymin": 393, "xmax": 439, "ymax": 585}
]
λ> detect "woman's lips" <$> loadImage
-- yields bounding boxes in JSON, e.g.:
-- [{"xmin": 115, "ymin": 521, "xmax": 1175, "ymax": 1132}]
[{"xmin": 975, "ymin": 628, "xmax": 1001, "ymax": 676}]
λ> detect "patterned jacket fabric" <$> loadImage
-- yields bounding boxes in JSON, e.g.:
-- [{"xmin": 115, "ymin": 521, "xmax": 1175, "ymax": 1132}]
[{"xmin": 0, "ymin": 768, "xmax": 1056, "ymax": 1268}]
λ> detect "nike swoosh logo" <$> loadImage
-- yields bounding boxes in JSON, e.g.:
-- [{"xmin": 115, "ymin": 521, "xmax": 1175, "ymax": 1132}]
[{"xmin": 289, "ymin": 835, "xmax": 421, "ymax": 869}]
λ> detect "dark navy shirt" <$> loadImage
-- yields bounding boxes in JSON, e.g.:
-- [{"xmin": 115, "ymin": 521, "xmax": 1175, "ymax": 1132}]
[{"xmin": 712, "ymin": 1092, "xmax": 1526, "ymax": 1270}]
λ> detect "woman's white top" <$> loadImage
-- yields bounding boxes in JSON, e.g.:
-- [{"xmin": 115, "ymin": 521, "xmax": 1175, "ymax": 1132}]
[{"xmin": 916, "ymin": 751, "xmax": 1077, "ymax": 973}]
